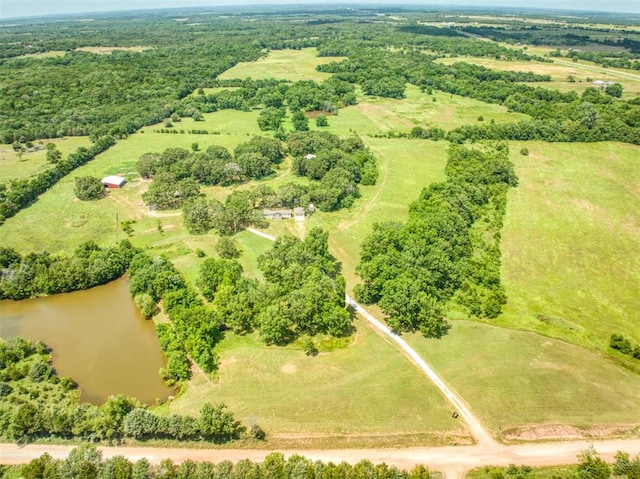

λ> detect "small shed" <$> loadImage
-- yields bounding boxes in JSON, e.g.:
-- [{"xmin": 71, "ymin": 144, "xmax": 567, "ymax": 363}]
[
  {"xmin": 263, "ymin": 209, "xmax": 292, "ymax": 220},
  {"xmin": 294, "ymin": 207, "xmax": 305, "ymax": 222},
  {"xmin": 101, "ymin": 175, "xmax": 127, "ymax": 188},
  {"xmin": 304, "ymin": 154, "xmax": 317, "ymax": 160}
]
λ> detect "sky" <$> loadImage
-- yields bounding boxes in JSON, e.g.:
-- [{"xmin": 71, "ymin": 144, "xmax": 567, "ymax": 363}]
[{"xmin": 1, "ymin": 0, "xmax": 639, "ymax": 19}]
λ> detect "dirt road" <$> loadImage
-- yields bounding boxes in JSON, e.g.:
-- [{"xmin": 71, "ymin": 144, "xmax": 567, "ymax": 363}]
[
  {"xmin": 2, "ymin": 438, "xmax": 640, "ymax": 477},
  {"xmin": 246, "ymin": 228, "xmax": 493, "ymax": 446}
]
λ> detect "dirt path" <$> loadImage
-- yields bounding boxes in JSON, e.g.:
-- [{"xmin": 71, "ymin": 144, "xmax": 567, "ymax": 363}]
[
  {"xmin": 2, "ymin": 438, "xmax": 640, "ymax": 477},
  {"xmin": 345, "ymin": 295, "xmax": 495, "ymax": 448},
  {"xmin": 337, "ymin": 145, "xmax": 389, "ymax": 231}
]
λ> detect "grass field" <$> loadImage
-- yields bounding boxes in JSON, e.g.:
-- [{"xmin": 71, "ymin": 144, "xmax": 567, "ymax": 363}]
[
  {"xmin": 498, "ymin": 141, "xmax": 640, "ymax": 352},
  {"xmin": 218, "ymin": 48, "xmax": 344, "ymax": 82},
  {"xmin": 168, "ymin": 317, "xmax": 468, "ymax": 447},
  {"xmin": 0, "ymin": 137, "xmax": 91, "ymax": 183},
  {"xmin": 406, "ymin": 320, "xmax": 640, "ymax": 440}
]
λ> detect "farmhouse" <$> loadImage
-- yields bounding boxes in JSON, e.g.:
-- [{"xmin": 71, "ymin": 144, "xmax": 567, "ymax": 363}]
[
  {"xmin": 263, "ymin": 208, "xmax": 293, "ymax": 220},
  {"xmin": 101, "ymin": 175, "xmax": 127, "ymax": 188}
]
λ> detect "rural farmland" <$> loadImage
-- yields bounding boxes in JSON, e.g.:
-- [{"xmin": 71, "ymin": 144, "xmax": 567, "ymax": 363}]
[{"xmin": 0, "ymin": 3, "xmax": 639, "ymax": 478}]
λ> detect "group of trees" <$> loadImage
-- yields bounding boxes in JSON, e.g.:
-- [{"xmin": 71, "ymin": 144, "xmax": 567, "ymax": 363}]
[
  {"xmin": 289, "ymin": 131, "xmax": 378, "ymax": 211},
  {"xmin": 610, "ymin": 334, "xmax": 640, "ymax": 361},
  {"xmin": 181, "ymin": 131, "xmax": 378, "ymax": 235},
  {"xmin": 0, "ymin": 135, "xmax": 115, "ymax": 223},
  {"xmin": 477, "ymin": 448, "xmax": 640, "ymax": 479},
  {"xmin": 355, "ymin": 144, "xmax": 517, "ymax": 336},
  {"xmin": 139, "ymin": 137, "xmax": 284, "ymax": 210},
  {"xmin": 127, "ymin": 254, "xmax": 222, "ymax": 381},
  {"xmin": 9, "ymin": 448, "xmax": 432, "ymax": 479},
  {"xmin": 75, "ymin": 176, "xmax": 106, "ymax": 201},
  {"xmin": 0, "ymin": 336, "xmax": 246, "ymax": 443},
  {"xmin": 186, "ymin": 77, "xmax": 357, "ymax": 119},
  {"xmin": 183, "ymin": 190, "xmax": 267, "ymax": 236},
  {"xmin": 0, "ymin": 240, "xmax": 136, "ymax": 300},
  {"xmin": 126, "ymin": 228, "xmax": 350, "ymax": 384},
  {"xmin": 199, "ymin": 228, "xmax": 351, "ymax": 345}
]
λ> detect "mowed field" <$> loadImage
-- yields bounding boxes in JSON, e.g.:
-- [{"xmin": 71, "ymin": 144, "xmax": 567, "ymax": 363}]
[
  {"xmin": 168, "ymin": 317, "xmax": 468, "ymax": 448},
  {"xmin": 0, "ymin": 136, "xmax": 91, "ymax": 183},
  {"xmin": 217, "ymin": 48, "xmax": 343, "ymax": 82},
  {"xmin": 406, "ymin": 321, "xmax": 640, "ymax": 441}
]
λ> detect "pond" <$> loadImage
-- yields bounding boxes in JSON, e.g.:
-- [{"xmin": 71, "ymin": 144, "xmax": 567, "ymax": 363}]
[{"xmin": 0, "ymin": 276, "xmax": 171, "ymax": 405}]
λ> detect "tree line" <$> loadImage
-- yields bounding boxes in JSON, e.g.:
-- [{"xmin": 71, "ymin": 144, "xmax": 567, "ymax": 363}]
[
  {"xmin": 5, "ymin": 447, "xmax": 432, "ymax": 479},
  {"xmin": 355, "ymin": 143, "xmax": 517, "ymax": 336}
]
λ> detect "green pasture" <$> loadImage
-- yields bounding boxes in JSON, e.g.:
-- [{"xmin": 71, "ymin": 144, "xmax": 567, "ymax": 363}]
[
  {"xmin": 326, "ymin": 137, "xmax": 448, "ymax": 289},
  {"xmin": 336, "ymin": 85, "xmax": 529, "ymax": 134},
  {"xmin": 0, "ymin": 136, "xmax": 91, "ymax": 183},
  {"xmin": 217, "ymin": 48, "xmax": 343, "ymax": 82},
  {"xmin": 498, "ymin": 141, "xmax": 640, "ymax": 351},
  {"xmin": 406, "ymin": 320, "xmax": 640, "ymax": 438},
  {"xmin": 168, "ymin": 317, "xmax": 467, "ymax": 447}
]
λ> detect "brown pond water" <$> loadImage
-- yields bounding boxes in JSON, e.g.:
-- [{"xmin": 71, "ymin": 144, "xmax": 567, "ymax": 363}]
[{"xmin": 0, "ymin": 277, "xmax": 171, "ymax": 405}]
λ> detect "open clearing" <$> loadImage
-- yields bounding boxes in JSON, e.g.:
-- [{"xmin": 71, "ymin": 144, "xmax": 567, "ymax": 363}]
[
  {"xmin": 406, "ymin": 320, "xmax": 640, "ymax": 441},
  {"xmin": 218, "ymin": 48, "xmax": 344, "ymax": 82},
  {"xmin": 436, "ymin": 56, "xmax": 640, "ymax": 97},
  {"xmin": 0, "ymin": 136, "xmax": 91, "ymax": 183},
  {"xmin": 498, "ymin": 141, "xmax": 640, "ymax": 353},
  {"xmin": 168, "ymin": 317, "xmax": 467, "ymax": 448}
]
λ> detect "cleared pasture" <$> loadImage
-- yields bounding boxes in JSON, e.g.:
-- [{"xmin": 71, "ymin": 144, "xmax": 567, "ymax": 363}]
[
  {"xmin": 498, "ymin": 141, "xmax": 640, "ymax": 350},
  {"xmin": 406, "ymin": 320, "xmax": 640, "ymax": 440},
  {"xmin": 217, "ymin": 48, "xmax": 344, "ymax": 82},
  {"xmin": 0, "ymin": 136, "xmax": 91, "ymax": 183},
  {"xmin": 168, "ymin": 317, "xmax": 468, "ymax": 448},
  {"xmin": 341, "ymin": 85, "xmax": 530, "ymax": 134}
]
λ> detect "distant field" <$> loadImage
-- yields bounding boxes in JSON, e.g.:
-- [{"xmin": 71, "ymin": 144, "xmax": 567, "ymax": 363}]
[
  {"xmin": 498, "ymin": 141, "xmax": 640, "ymax": 351},
  {"xmin": 0, "ymin": 137, "xmax": 91, "ymax": 183},
  {"xmin": 436, "ymin": 56, "xmax": 640, "ymax": 98},
  {"xmin": 217, "ymin": 48, "xmax": 344, "ymax": 82},
  {"xmin": 14, "ymin": 46, "xmax": 152, "ymax": 60},
  {"xmin": 75, "ymin": 46, "xmax": 153, "ymax": 54},
  {"xmin": 168, "ymin": 317, "xmax": 468, "ymax": 448},
  {"xmin": 346, "ymin": 85, "xmax": 529, "ymax": 133},
  {"xmin": 406, "ymin": 320, "xmax": 640, "ymax": 440},
  {"xmin": 14, "ymin": 50, "xmax": 66, "ymax": 59}
]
